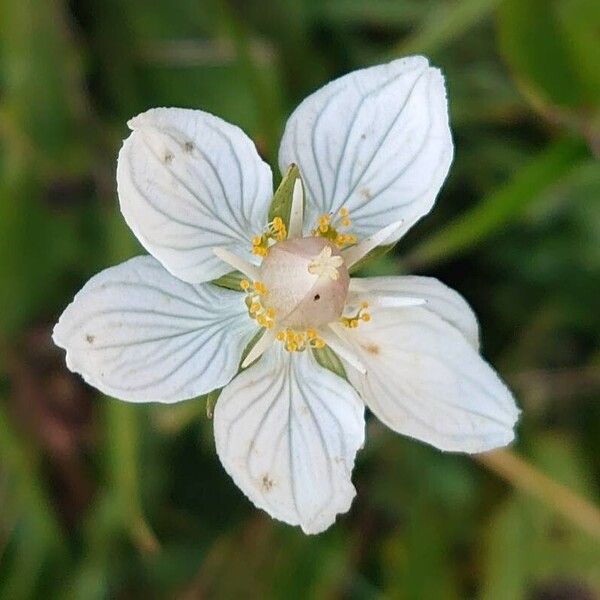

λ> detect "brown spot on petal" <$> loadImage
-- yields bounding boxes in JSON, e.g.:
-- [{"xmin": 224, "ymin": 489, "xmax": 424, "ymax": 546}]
[
  {"xmin": 261, "ymin": 474, "xmax": 274, "ymax": 492},
  {"xmin": 361, "ymin": 342, "xmax": 379, "ymax": 355}
]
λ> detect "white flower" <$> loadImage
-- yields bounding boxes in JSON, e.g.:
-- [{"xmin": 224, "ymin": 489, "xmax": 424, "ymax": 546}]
[{"xmin": 53, "ymin": 56, "xmax": 519, "ymax": 534}]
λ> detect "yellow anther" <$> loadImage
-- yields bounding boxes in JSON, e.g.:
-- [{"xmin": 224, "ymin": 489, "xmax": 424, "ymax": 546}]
[
  {"xmin": 253, "ymin": 281, "xmax": 267, "ymax": 295},
  {"xmin": 266, "ymin": 307, "xmax": 276, "ymax": 319},
  {"xmin": 240, "ymin": 279, "xmax": 250, "ymax": 291},
  {"xmin": 341, "ymin": 217, "xmax": 352, "ymax": 227},
  {"xmin": 272, "ymin": 326, "xmax": 327, "ymax": 353},
  {"xmin": 252, "ymin": 235, "xmax": 263, "ymax": 246},
  {"xmin": 252, "ymin": 245, "xmax": 268, "ymax": 257},
  {"xmin": 339, "ymin": 207, "xmax": 349, "ymax": 217},
  {"xmin": 272, "ymin": 216, "xmax": 284, "ymax": 230},
  {"xmin": 250, "ymin": 303, "xmax": 261, "ymax": 314},
  {"xmin": 341, "ymin": 299, "xmax": 371, "ymax": 329}
]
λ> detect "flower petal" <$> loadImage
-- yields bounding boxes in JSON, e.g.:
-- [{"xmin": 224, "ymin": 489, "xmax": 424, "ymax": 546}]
[
  {"xmin": 349, "ymin": 275, "xmax": 480, "ymax": 348},
  {"xmin": 53, "ymin": 256, "xmax": 257, "ymax": 403},
  {"xmin": 278, "ymin": 56, "xmax": 453, "ymax": 241},
  {"xmin": 214, "ymin": 346, "xmax": 365, "ymax": 534},
  {"xmin": 117, "ymin": 108, "xmax": 273, "ymax": 283},
  {"xmin": 340, "ymin": 307, "xmax": 518, "ymax": 453}
]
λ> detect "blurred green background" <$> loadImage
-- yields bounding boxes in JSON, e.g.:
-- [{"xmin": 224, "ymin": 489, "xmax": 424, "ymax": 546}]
[{"xmin": 1, "ymin": 0, "xmax": 599, "ymax": 598}]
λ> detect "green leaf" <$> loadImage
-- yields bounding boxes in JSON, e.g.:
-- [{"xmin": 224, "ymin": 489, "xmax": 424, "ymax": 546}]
[
  {"xmin": 556, "ymin": 0, "xmax": 600, "ymax": 103},
  {"xmin": 498, "ymin": 0, "xmax": 600, "ymax": 133},
  {"xmin": 482, "ymin": 436, "xmax": 600, "ymax": 599},
  {"xmin": 313, "ymin": 345, "xmax": 348, "ymax": 380},
  {"xmin": 394, "ymin": 0, "xmax": 502, "ymax": 56},
  {"xmin": 211, "ymin": 270, "xmax": 246, "ymax": 291},
  {"xmin": 268, "ymin": 163, "xmax": 301, "ymax": 227},
  {"xmin": 349, "ymin": 243, "xmax": 397, "ymax": 275},
  {"xmin": 404, "ymin": 137, "xmax": 589, "ymax": 270}
]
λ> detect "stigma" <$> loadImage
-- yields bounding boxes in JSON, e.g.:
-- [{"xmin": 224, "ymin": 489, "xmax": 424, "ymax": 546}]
[{"xmin": 258, "ymin": 236, "xmax": 350, "ymax": 330}]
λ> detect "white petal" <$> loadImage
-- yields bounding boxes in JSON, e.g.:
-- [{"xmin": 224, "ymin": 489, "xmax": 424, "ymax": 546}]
[
  {"xmin": 278, "ymin": 56, "xmax": 453, "ymax": 242},
  {"xmin": 117, "ymin": 108, "xmax": 273, "ymax": 283},
  {"xmin": 321, "ymin": 324, "xmax": 367, "ymax": 375},
  {"xmin": 53, "ymin": 256, "xmax": 257, "ymax": 403},
  {"xmin": 340, "ymin": 307, "xmax": 518, "ymax": 453},
  {"xmin": 214, "ymin": 346, "xmax": 365, "ymax": 534},
  {"xmin": 349, "ymin": 275, "xmax": 480, "ymax": 348}
]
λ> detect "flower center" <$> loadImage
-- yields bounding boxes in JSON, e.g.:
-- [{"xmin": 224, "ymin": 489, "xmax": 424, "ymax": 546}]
[{"xmin": 259, "ymin": 236, "xmax": 350, "ymax": 330}]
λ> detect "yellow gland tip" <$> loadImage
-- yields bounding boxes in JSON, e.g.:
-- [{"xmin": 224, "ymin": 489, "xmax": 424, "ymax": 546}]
[
  {"xmin": 341, "ymin": 300, "xmax": 371, "ymax": 329},
  {"xmin": 273, "ymin": 326, "xmax": 327, "ymax": 353},
  {"xmin": 313, "ymin": 208, "xmax": 357, "ymax": 249},
  {"xmin": 242, "ymin": 279, "xmax": 276, "ymax": 330}
]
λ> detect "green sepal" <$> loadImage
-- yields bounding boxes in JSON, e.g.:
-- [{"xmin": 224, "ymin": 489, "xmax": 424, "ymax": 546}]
[
  {"xmin": 349, "ymin": 243, "xmax": 396, "ymax": 274},
  {"xmin": 203, "ymin": 388, "xmax": 222, "ymax": 419},
  {"xmin": 211, "ymin": 270, "xmax": 245, "ymax": 291},
  {"xmin": 239, "ymin": 328, "xmax": 266, "ymax": 368},
  {"xmin": 268, "ymin": 163, "xmax": 301, "ymax": 227},
  {"xmin": 313, "ymin": 345, "xmax": 348, "ymax": 381}
]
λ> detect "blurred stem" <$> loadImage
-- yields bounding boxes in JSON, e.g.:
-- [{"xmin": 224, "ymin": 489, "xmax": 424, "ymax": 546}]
[
  {"xmin": 216, "ymin": 0, "xmax": 283, "ymax": 161},
  {"xmin": 392, "ymin": 0, "xmax": 503, "ymax": 56},
  {"xmin": 0, "ymin": 402, "xmax": 69, "ymax": 597},
  {"xmin": 105, "ymin": 400, "xmax": 159, "ymax": 553},
  {"xmin": 404, "ymin": 137, "xmax": 589, "ymax": 271},
  {"xmin": 475, "ymin": 448, "xmax": 600, "ymax": 539}
]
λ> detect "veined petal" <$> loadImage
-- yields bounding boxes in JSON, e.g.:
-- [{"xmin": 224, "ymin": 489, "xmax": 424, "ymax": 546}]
[
  {"xmin": 339, "ymin": 306, "xmax": 518, "ymax": 453},
  {"xmin": 349, "ymin": 276, "xmax": 480, "ymax": 348},
  {"xmin": 53, "ymin": 256, "xmax": 257, "ymax": 403},
  {"xmin": 214, "ymin": 346, "xmax": 365, "ymax": 534},
  {"xmin": 278, "ymin": 56, "xmax": 453, "ymax": 242},
  {"xmin": 117, "ymin": 108, "xmax": 273, "ymax": 283}
]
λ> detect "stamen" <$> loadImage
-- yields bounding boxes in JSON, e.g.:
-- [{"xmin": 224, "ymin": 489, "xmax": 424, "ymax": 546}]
[
  {"xmin": 212, "ymin": 247, "xmax": 260, "ymax": 280},
  {"xmin": 287, "ymin": 178, "xmax": 304, "ymax": 239},
  {"xmin": 251, "ymin": 216, "xmax": 288, "ymax": 257},
  {"xmin": 340, "ymin": 219, "xmax": 404, "ymax": 268},
  {"xmin": 274, "ymin": 327, "xmax": 327, "ymax": 353},
  {"xmin": 321, "ymin": 325, "xmax": 367, "ymax": 374},
  {"xmin": 340, "ymin": 301, "xmax": 371, "ymax": 329},
  {"xmin": 242, "ymin": 329, "xmax": 276, "ymax": 368},
  {"xmin": 347, "ymin": 281, "xmax": 426, "ymax": 309},
  {"xmin": 240, "ymin": 279, "xmax": 276, "ymax": 330},
  {"xmin": 370, "ymin": 296, "xmax": 425, "ymax": 308},
  {"xmin": 312, "ymin": 207, "xmax": 357, "ymax": 249}
]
